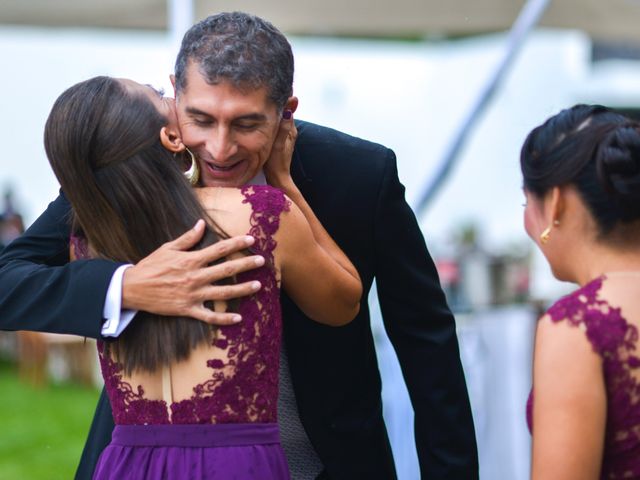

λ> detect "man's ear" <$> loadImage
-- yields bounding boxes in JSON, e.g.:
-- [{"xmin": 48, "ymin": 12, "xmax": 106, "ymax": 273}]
[
  {"xmin": 170, "ymin": 74, "xmax": 177, "ymax": 98},
  {"xmin": 284, "ymin": 96, "xmax": 299, "ymax": 114},
  {"xmin": 160, "ymin": 126, "xmax": 185, "ymax": 153}
]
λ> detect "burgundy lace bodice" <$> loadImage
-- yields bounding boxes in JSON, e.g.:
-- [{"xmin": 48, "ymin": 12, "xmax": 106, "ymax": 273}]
[
  {"xmin": 93, "ymin": 185, "xmax": 290, "ymax": 425},
  {"xmin": 527, "ymin": 276, "xmax": 640, "ymax": 479}
]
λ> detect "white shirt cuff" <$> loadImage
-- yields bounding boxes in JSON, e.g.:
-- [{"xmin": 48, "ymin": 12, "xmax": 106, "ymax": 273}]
[{"xmin": 101, "ymin": 264, "xmax": 137, "ymax": 337}]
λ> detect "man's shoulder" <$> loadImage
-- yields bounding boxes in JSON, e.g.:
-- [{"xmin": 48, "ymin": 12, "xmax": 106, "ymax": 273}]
[
  {"xmin": 292, "ymin": 120, "xmax": 396, "ymax": 186},
  {"xmin": 295, "ymin": 120, "xmax": 391, "ymax": 158}
]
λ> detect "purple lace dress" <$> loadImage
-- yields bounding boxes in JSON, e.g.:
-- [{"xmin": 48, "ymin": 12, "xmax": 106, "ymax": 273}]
[
  {"xmin": 84, "ymin": 186, "xmax": 292, "ymax": 479},
  {"xmin": 526, "ymin": 276, "xmax": 640, "ymax": 479}
]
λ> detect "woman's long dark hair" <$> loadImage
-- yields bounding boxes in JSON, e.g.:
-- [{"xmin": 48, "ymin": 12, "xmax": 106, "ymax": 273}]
[{"xmin": 44, "ymin": 76, "xmax": 225, "ymax": 374}]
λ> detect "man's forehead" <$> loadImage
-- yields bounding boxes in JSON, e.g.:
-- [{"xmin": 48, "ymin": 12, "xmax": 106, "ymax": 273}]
[
  {"xmin": 179, "ymin": 62, "xmax": 263, "ymax": 98},
  {"xmin": 177, "ymin": 74, "xmax": 277, "ymax": 117}
]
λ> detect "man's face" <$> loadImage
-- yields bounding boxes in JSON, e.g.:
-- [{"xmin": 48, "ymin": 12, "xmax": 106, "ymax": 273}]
[{"xmin": 174, "ymin": 63, "xmax": 281, "ymax": 187}]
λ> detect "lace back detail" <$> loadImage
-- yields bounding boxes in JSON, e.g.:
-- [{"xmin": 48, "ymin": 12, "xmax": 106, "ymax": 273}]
[
  {"xmin": 97, "ymin": 185, "xmax": 290, "ymax": 426},
  {"xmin": 545, "ymin": 276, "xmax": 640, "ymax": 479}
]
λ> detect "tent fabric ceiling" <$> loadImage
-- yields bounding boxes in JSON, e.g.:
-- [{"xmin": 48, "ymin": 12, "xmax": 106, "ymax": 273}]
[{"xmin": 1, "ymin": 0, "xmax": 639, "ymax": 43}]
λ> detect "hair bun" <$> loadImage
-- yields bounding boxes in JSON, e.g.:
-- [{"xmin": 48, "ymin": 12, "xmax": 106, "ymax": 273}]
[{"xmin": 597, "ymin": 123, "xmax": 640, "ymax": 213}]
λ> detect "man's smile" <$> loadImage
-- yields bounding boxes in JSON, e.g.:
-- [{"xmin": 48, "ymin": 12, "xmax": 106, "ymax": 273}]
[{"xmin": 200, "ymin": 158, "xmax": 247, "ymax": 180}]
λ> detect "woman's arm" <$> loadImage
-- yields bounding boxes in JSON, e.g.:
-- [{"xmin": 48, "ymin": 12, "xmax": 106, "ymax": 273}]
[
  {"xmin": 275, "ymin": 197, "xmax": 361, "ymax": 326},
  {"xmin": 531, "ymin": 315, "xmax": 606, "ymax": 480},
  {"xmin": 266, "ymin": 117, "xmax": 362, "ymax": 326}
]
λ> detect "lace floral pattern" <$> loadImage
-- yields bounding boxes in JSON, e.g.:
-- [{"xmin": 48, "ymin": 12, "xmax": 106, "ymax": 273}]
[
  {"xmin": 95, "ymin": 185, "xmax": 290, "ymax": 425},
  {"xmin": 527, "ymin": 276, "xmax": 640, "ymax": 479},
  {"xmin": 70, "ymin": 234, "xmax": 90, "ymax": 260}
]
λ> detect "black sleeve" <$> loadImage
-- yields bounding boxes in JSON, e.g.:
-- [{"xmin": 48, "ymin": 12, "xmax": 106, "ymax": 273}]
[
  {"xmin": 373, "ymin": 150, "xmax": 479, "ymax": 479},
  {"xmin": 74, "ymin": 388, "xmax": 114, "ymax": 479},
  {"xmin": 0, "ymin": 194, "xmax": 120, "ymax": 338}
]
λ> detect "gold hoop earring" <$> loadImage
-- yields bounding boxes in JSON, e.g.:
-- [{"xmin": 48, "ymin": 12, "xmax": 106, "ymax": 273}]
[
  {"xmin": 184, "ymin": 148, "xmax": 200, "ymax": 186},
  {"xmin": 539, "ymin": 227, "xmax": 551, "ymax": 244}
]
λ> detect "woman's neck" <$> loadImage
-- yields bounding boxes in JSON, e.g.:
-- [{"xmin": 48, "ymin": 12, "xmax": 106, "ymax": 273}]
[{"xmin": 569, "ymin": 242, "xmax": 640, "ymax": 286}]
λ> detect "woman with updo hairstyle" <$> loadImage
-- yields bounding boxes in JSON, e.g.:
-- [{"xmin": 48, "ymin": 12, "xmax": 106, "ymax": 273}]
[{"xmin": 522, "ymin": 104, "xmax": 640, "ymax": 479}]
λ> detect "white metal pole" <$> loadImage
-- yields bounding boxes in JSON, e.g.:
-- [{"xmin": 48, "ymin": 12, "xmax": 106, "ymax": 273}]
[
  {"xmin": 414, "ymin": 0, "xmax": 552, "ymax": 215},
  {"xmin": 168, "ymin": 0, "xmax": 194, "ymax": 47}
]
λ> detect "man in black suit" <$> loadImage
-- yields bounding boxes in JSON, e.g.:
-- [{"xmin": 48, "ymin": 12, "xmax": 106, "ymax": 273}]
[{"xmin": 0, "ymin": 12, "xmax": 477, "ymax": 479}]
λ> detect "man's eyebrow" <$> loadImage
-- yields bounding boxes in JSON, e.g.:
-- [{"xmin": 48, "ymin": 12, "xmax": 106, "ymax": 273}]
[
  {"xmin": 184, "ymin": 107, "xmax": 267, "ymax": 122},
  {"xmin": 233, "ymin": 113, "xmax": 267, "ymax": 122},
  {"xmin": 185, "ymin": 106, "xmax": 213, "ymax": 118}
]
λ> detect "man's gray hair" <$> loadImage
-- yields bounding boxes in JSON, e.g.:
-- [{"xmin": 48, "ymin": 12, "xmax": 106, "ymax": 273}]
[{"xmin": 174, "ymin": 12, "xmax": 294, "ymax": 108}]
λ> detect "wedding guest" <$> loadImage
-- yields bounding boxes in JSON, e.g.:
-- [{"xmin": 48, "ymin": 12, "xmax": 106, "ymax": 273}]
[{"xmin": 522, "ymin": 104, "xmax": 640, "ymax": 479}]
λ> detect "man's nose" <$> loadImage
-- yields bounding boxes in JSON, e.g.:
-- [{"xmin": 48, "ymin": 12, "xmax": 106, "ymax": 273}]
[{"xmin": 206, "ymin": 127, "xmax": 238, "ymax": 163}]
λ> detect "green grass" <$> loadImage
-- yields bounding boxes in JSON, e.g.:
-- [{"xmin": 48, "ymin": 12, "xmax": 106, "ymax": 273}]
[{"xmin": 0, "ymin": 360, "xmax": 100, "ymax": 479}]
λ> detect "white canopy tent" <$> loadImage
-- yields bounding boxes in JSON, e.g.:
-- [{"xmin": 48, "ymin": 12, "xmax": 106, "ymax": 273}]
[{"xmin": 1, "ymin": 0, "xmax": 639, "ymax": 43}]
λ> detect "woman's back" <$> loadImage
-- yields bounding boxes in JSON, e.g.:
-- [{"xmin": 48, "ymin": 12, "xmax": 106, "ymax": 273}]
[
  {"xmin": 97, "ymin": 185, "xmax": 290, "ymax": 425},
  {"xmin": 586, "ymin": 274, "xmax": 640, "ymax": 478},
  {"xmin": 528, "ymin": 273, "xmax": 640, "ymax": 478}
]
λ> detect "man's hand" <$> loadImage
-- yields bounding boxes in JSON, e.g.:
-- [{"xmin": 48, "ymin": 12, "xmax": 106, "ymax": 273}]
[
  {"xmin": 264, "ymin": 112, "xmax": 298, "ymax": 190},
  {"xmin": 122, "ymin": 220, "xmax": 264, "ymax": 325}
]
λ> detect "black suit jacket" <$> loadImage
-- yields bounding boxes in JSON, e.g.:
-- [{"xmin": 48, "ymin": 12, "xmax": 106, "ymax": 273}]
[{"xmin": 0, "ymin": 120, "xmax": 477, "ymax": 479}]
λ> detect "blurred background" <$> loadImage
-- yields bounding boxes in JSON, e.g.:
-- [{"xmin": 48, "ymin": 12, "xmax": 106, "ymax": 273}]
[{"xmin": 0, "ymin": 0, "xmax": 639, "ymax": 478}]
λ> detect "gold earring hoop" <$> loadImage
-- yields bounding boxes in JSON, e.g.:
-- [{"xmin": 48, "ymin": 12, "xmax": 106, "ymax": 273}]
[
  {"xmin": 540, "ymin": 220, "xmax": 558, "ymax": 245},
  {"xmin": 540, "ymin": 227, "xmax": 551, "ymax": 244},
  {"xmin": 184, "ymin": 148, "xmax": 200, "ymax": 186}
]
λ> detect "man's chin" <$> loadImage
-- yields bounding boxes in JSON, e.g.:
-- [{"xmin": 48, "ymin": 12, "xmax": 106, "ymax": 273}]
[
  {"xmin": 201, "ymin": 172, "xmax": 246, "ymax": 188},
  {"xmin": 202, "ymin": 179, "xmax": 239, "ymax": 188}
]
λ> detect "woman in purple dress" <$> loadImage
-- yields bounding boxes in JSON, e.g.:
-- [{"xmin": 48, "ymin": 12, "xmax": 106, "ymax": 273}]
[
  {"xmin": 521, "ymin": 105, "xmax": 640, "ymax": 479},
  {"xmin": 44, "ymin": 76, "xmax": 362, "ymax": 479}
]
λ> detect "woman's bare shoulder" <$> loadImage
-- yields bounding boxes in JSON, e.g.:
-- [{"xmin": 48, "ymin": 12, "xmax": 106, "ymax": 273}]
[
  {"xmin": 194, "ymin": 187, "xmax": 245, "ymax": 206},
  {"xmin": 194, "ymin": 187, "xmax": 251, "ymax": 237}
]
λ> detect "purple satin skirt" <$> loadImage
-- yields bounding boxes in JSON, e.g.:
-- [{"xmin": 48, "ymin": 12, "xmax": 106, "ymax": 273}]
[{"xmin": 93, "ymin": 423, "xmax": 290, "ymax": 479}]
